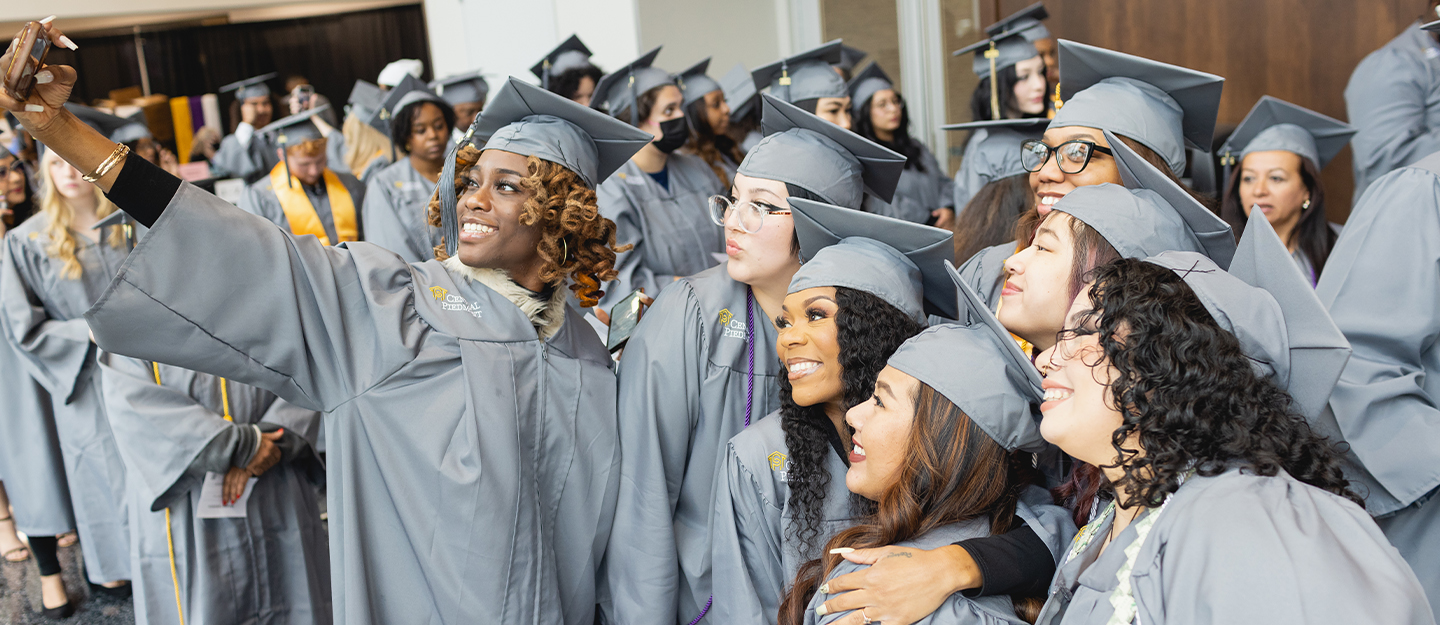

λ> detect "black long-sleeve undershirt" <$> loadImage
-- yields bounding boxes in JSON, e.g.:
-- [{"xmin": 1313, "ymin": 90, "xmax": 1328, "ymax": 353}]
[
  {"xmin": 103, "ymin": 153, "xmax": 182, "ymax": 228},
  {"xmin": 957, "ymin": 525, "xmax": 1055, "ymax": 598}
]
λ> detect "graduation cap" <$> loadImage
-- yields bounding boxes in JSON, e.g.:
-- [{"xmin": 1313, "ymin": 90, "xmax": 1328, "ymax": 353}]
[
  {"xmin": 431, "ymin": 71, "xmax": 490, "ymax": 107},
  {"xmin": 346, "ymin": 80, "xmax": 385, "ymax": 121},
  {"xmin": 751, "ymin": 40, "xmax": 848, "ymax": 103},
  {"xmin": 954, "ymin": 31, "xmax": 1039, "ymax": 119},
  {"xmin": 985, "ymin": 2, "xmax": 1051, "ymax": 42},
  {"xmin": 1217, "ymin": 95, "xmax": 1355, "ymax": 182},
  {"xmin": 432, "ymin": 77, "xmax": 653, "ymax": 257},
  {"xmin": 1144, "ymin": 208, "xmax": 1352, "ymax": 422},
  {"xmin": 531, "ymin": 35, "xmax": 595, "ymax": 90},
  {"xmin": 719, "ymin": 62, "xmax": 758, "ymax": 122},
  {"xmin": 368, "ymin": 74, "xmax": 445, "ymax": 136},
  {"xmin": 377, "ymin": 59, "xmax": 424, "ymax": 88},
  {"xmin": 941, "ymin": 118, "xmax": 1048, "ymax": 186},
  {"xmin": 951, "ymin": 259, "xmax": 1044, "ymax": 395},
  {"xmin": 736, "ymin": 94, "xmax": 906, "ymax": 208},
  {"xmin": 219, "ymin": 72, "xmax": 276, "ymax": 101},
  {"xmin": 836, "ymin": 44, "xmax": 868, "ymax": 75},
  {"xmin": 1107, "ymin": 129, "xmax": 1237, "ymax": 268},
  {"xmin": 1050, "ymin": 185, "xmax": 1224, "ymax": 266},
  {"xmin": 591, "ymin": 47, "xmax": 673, "ymax": 125},
  {"xmin": 91, "ymin": 209, "xmax": 137, "ymax": 251},
  {"xmin": 257, "ymin": 104, "xmax": 335, "ymax": 188},
  {"xmin": 788, "ymin": 197, "xmax": 957, "ymax": 320},
  {"xmin": 847, "ymin": 62, "xmax": 894, "ymax": 119},
  {"xmin": 887, "ymin": 319, "xmax": 1047, "ymax": 453},
  {"xmin": 112, "ymin": 112, "xmax": 153, "ymax": 145},
  {"xmin": 674, "ymin": 58, "xmax": 723, "ymax": 109},
  {"xmin": 1050, "ymin": 40, "xmax": 1224, "ymax": 176},
  {"xmin": 954, "ymin": 31, "xmax": 1039, "ymax": 79}
]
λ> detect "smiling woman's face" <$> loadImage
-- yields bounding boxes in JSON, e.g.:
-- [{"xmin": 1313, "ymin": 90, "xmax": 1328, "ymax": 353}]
[
  {"xmin": 455, "ymin": 149, "xmax": 544, "ymax": 273},
  {"xmin": 999, "ymin": 211, "xmax": 1080, "ymax": 351},
  {"xmin": 776, "ymin": 286, "xmax": 844, "ymax": 407},
  {"xmin": 1034, "ymin": 290, "xmax": 1127, "ymax": 469},
  {"xmin": 844, "ymin": 365, "xmax": 919, "ymax": 500},
  {"xmin": 1028, "ymin": 126, "xmax": 1121, "ymax": 216}
]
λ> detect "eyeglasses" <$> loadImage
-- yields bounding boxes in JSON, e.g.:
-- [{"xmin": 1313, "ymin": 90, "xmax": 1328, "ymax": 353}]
[
  {"xmin": 1020, "ymin": 139, "xmax": 1115, "ymax": 175},
  {"xmin": 708, "ymin": 195, "xmax": 791, "ymax": 234}
]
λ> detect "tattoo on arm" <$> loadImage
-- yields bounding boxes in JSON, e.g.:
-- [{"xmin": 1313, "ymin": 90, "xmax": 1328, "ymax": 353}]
[{"xmin": 883, "ymin": 552, "xmax": 914, "ymax": 560}]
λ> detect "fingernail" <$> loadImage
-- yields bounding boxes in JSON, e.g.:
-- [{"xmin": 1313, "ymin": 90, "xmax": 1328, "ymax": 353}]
[
  {"xmin": 828, "ymin": 547, "xmax": 854, "ymax": 554},
  {"xmin": 818, "ymin": 583, "xmax": 830, "ymax": 595},
  {"xmin": 59, "ymin": 36, "xmax": 77, "ymax": 51},
  {"xmin": 816, "ymin": 604, "xmax": 829, "ymax": 617},
  {"xmin": 39, "ymin": 16, "xmax": 56, "ymax": 24},
  {"xmin": 24, "ymin": 104, "xmax": 43, "ymax": 112},
  {"xmin": 35, "ymin": 70, "xmax": 52, "ymax": 84}
]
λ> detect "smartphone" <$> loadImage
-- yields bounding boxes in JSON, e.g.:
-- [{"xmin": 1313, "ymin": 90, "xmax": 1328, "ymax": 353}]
[
  {"xmin": 3, "ymin": 22, "xmax": 50, "ymax": 102},
  {"xmin": 293, "ymin": 84, "xmax": 314, "ymax": 110},
  {"xmin": 606, "ymin": 289, "xmax": 647, "ymax": 354}
]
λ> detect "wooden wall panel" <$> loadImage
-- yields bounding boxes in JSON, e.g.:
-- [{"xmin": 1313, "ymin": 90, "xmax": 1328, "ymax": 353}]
[{"xmin": 988, "ymin": 0, "xmax": 1424, "ymax": 220}]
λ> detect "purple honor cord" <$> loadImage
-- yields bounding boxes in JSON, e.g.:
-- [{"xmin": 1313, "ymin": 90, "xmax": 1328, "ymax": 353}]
[{"xmin": 745, "ymin": 286, "xmax": 756, "ymax": 428}]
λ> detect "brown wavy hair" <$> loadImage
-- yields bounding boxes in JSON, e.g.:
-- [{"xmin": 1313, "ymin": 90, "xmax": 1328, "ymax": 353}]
[
  {"xmin": 779, "ymin": 384, "xmax": 1044, "ymax": 625},
  {"xmin": 427, "ymin": 144, "xmax": 629, "ymax": 306}
]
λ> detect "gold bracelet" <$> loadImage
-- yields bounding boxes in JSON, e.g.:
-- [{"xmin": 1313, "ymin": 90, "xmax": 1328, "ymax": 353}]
[{"xmin": 83, "ymin": 143, "xmax": 130, "ymax": 183}]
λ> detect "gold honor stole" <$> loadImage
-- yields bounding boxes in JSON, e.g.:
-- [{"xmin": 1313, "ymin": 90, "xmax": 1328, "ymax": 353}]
[{"xmin": 268, "ymin": 162, "xmax": 359, "ymax": 245}]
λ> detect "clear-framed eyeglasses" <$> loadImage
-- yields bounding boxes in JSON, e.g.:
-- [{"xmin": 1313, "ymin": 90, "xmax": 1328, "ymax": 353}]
[
  {"xmin": 1020, "ymin": 139, "xmax": 1115, "ymax": 175},
  {"xmin": 708, "ymin": 194, "xmax": 792, "ymax": 234}
]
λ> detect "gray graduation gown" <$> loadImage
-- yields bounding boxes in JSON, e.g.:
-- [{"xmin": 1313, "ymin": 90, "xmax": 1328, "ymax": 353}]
[
  {"xmin": 953, "ymin": 126, "xmax": 1043, "ymax": 212},
  {"xmin": 709, "ymin": 411, "xmax": 857, "ymax": 625},
  {"xmin": 802, "ymin": 519, "xmax": 1028, "ymax": 625},
  {"xmin": 239, "ymin": 171, "xmax": 367, "ymax": 244},
  {"xmin": 99, "ymin": 357, "xmax": 331, "ymax": 625},
  {"xmin": 0, "ymin": 332, "xmax": 74, "ymax": 537},
  {"xmin": 85, "ymin": 182, "xmax": 622, "ymax": 625},
  {"xmin": 866, "ymin": 143, "xmax": 954, "ymax": 224},
  {"xmin": 1345, "ymin": 21, "xmax": 1440, "ymax": 203},
  {"xmin": 212, "ymin": 128, "xmax": 281, "ymax": 182},
  {"xmin": 360, "ymin": 159, "xmax": 439, "ymax": 263},
  {"xmin": 1, "ymin": 215, "xmax": 131, "ymax": 583},
  {"xmin": 604, "ymin": 264, "xmax": 782, "ymax": 625},
  {"xmin": 596, "ymin": 153, "xmax": 725, "ymax": 310},
  {"xmin": 1316, "ymin": 154, "xmax": 1440, "ymax": 609},
  {"xmin": 1034, "ymin": 469, "xmax": 1435, "ymax": 625}
]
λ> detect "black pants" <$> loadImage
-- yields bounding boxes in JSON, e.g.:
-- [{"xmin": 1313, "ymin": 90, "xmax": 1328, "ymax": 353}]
[{"xmin": 28, "ymin": 535, "xmax": 61, "ymax": 576}]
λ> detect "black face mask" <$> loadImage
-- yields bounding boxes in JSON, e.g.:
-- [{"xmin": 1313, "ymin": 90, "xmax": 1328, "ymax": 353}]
[{"xmin": 653, "ymin": 116, "xmax": 690, "ymax": 154}]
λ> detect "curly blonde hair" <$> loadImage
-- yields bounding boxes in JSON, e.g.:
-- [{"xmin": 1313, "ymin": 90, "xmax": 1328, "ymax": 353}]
[
  {"xmin": 38, "ymin": 151, "xmax": 126, "ymax": 280},
  {"xmin": 427, "ymin": 145, "xmax": 630, "ymax": 307}
]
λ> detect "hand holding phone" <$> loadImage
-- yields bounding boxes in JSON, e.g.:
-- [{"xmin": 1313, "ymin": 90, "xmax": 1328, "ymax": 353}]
[
  {"xmin": 605, "ymin": 289, "xmax": 650, "ymax": 354},
  {"xmin": 0, "ymin": 19, "xmax": 79, "ymax": 127}
]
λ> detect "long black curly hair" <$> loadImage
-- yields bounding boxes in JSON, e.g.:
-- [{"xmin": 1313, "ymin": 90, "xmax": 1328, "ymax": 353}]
[
  {"xmin": 779, "ymin": 286, "xmax": 927, "ymax": 556},
  {"xmin": 1065, "ymin": 259, "xmax": 1359, "ymax": 508}
]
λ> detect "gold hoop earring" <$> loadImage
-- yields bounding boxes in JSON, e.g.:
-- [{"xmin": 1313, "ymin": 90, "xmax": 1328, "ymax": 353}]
[{"xmin": 562, "ymin": 239, "xmax": 569, "ymax": 264}]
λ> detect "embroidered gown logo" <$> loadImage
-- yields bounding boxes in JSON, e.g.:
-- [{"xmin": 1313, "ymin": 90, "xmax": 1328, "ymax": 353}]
[
  {"xmin": 768, "ymin": 452, "xmax": 792, "ymax": 482},
  {"xmin": 429, "ymin": 286, "xmax": 483, "ymax": 318},
  {"xmin": 718, "ymin": 308, "xmax": 747, "ymax": 340}
]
